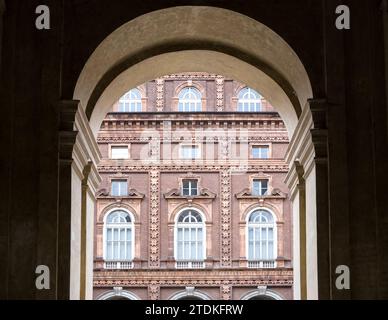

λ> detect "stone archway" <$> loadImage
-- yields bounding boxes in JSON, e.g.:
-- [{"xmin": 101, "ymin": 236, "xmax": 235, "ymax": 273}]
[{"xmin": 65, "ymin": 6, "xmax": 323, "ymax": 300}]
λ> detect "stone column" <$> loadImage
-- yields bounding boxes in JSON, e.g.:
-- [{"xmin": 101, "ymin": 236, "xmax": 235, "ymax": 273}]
[{"xmin": 58, "ymin": 101, "xmax": 101, "ymax": 300}]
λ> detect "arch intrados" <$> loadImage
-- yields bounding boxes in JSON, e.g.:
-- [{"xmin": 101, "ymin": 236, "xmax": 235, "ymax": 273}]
[{"xmin": 74, "ymin": 6, "xmax": 313, "ymax": 137}]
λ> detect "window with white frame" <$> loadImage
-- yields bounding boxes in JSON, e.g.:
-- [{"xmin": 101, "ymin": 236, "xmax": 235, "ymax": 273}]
[
  {"xmin": 182, "ymin": 179, "xmax": 198, "ymax": 196},
  {"xmin": 252, "ymin": 179, "xmax": 268, "ymax": 196},
  {"xmin": 111, "ymin": 146, "xmax": 129, "ymax": 159},
  {"xmin": 118, "ymin": 88, "xmax": 142, "ymax": 112},
  {"xmin": 247, "ymin": 209, "xmax": 276, "ymax": 261},
  {"xmin": 175, "ymin": 209, "xmax": 205, "ymax": 261},
  {"xmin": 104, "ymin": 210, "xmax": 133, "ymax": 261},
  {"xmin": 252, "ymin": 146, "xmax": 269, "ymax": 159},
  {"xmin": 238, "ymin": 87, "xmax": 262, "ymax": 112},
  {"xmin": 111, "ymin": 179, "xmax": 128, "ymax": 197},
  {"xmin": 180, "ymin": 144, "xmax": 200, "ymax": 159},
  {"xmin": 178, "ymin": 87, "xmax": 202, "ymax": 112}
]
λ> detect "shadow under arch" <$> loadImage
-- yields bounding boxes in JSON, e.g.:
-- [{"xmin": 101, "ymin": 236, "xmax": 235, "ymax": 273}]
[{"xmin": 69, "ymin": 5, "xmax": 320, "ymax": 301}]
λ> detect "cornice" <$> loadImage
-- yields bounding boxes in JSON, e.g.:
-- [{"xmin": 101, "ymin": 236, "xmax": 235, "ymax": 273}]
[
  {"xmin": 97, "ymin": 163, "xmax": 289, "ymax": 173},
  {"xmin": 93, "ymin": 269, "xmax": 294, "ymax": 287},
  {"xmin": 97, "ymin": 135, "xmax": 289, "ymax": 143}
]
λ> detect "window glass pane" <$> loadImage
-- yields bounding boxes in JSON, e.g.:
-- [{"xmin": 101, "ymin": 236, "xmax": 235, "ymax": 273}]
[
  {"xmin": 268, "ymin": 228, "xmax": 274, "ymax": 241},
  {"xmin": 184, "ymin": 242, "xmax": 190, "ymax": 259},
  {"xmin": 120, "ymin": 241, "xmax": 125, "ymax": 258},
  {"xmin": 111, "ymin": 180, "xmax": 127, "ymax": 196},
  {"xmin": 268, "ymin": 241, "xmax": 274, "ymax": 260},
  {"xmin": 177, "ymin": 241, "xmax": 183, "ymax": 259},
  {"xmin": 113, "ymin": 242, "xmax": 119, "ymax": 259},
  {"xmin": 120, "ymin": 229, "xmax": 126, "ymax": 241},
  {"xmin": 184, "ymin": 228, "xmax": 190, "ymax": 241},
  {"xmin": 111, "ymin": 147, "xmax": 128, "ymax": 159},
  {"xmin": 197, "ymin": 242, "xmax": 203, "ymax": 260},
  {"xmin": 126, "ymin": 242, "xmax": 132, "ymax": 260},
  {"xmin": 191, "ymin": 241, "xmax": 196, "ymax": 259},
  {"xmin": 107, "ymin": 242, "xmax": 112, "ymax": 260},
  {"xmin": 252, "ymin": 180, "xmax": 260, "ymax": 196},
  {"xmin": 248, "ymin": 241, "xmax": 254, "ymax": 260}
]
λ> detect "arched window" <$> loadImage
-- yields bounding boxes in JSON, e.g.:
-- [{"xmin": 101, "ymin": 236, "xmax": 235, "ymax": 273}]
[
  {"xmin": 118, "ymin": 88, "xmax": 142, "ymax": 112},
  {"xmin": 238, "ymin": 87, "xmax": 262, "ymax": 112},
  {"xmin": 175, "ymin": 209, "xmax": 206, "ymax": 266},
  {"xmin": 247, "ymin": 209, "xmax": 276, "ymax": 266},
  {"xmin": 178, "ymin": 87, "xmax": 202, "ymax": 112},
  {"xmin": 104, "ymin": 210, "xmax": 134, "ymax": 268}
]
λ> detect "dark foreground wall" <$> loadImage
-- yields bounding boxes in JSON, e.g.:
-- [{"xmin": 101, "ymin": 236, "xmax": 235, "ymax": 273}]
[{"xmin": 0, "ymin": 0, "xmax": 387, "ymax": 299}]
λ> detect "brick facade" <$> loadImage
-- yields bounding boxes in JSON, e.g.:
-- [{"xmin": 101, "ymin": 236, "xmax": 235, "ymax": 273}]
[{"xmin": 93, "ymin": 73, "xmax": 293, "ymax": 300}]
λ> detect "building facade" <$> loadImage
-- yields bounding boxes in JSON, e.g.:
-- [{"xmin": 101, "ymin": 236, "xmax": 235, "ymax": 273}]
[{"xmin": 92, "ymin": 73, "xmax": 293, "ymax": 300}]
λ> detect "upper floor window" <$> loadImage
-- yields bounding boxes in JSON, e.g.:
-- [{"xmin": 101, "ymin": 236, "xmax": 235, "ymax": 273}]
[
  {"xmin": 238, "ymin": 87, "xmax": 262, "ymax": 112},
  {"xmin": 111, "ymin": 146, "xmax": 129, "ymax": 159},
  {"xmin": 118, "ymin": 88, "xmax": 142, "ymax": 112},
  {"xmin": 111, "ymin": 179, "xmax": 128, "ymax": 197},
  {"xmin": 247, "ymin": 209, "xmax": 276, "ymax": 262},
  {"xmin": 178, "ymin": 87, "xmax": 202, "ymax": 112},
  {"xmin": 252, "ymin": 146, "xmax": 269, "ymax": 159},
  {"xmin": 252, "ymin": 179, "xmax": 268, "ymax": 196},
  {"xmin": 182, "ymin": 179, "xmax": 198, "ymax": 196},
  {"xmin": 180, "ymin": 144, "xmax": 201, "ymax": 159},
  {"xmin": 175, "ymin": 209, "xmax": 206, "ymax": 262},
  {"xmin": 104, "ymin": 210, "xmax": 133, "ymax": 262}
]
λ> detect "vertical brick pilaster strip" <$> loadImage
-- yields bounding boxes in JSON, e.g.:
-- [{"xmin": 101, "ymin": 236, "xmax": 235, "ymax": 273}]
[
  {"xmin": 216, "ymin": 76, "xmax": 224, "ymax": 112},
  {"xmin": 221, "ymin": 284, "xmax": 232, "ymax": 300},
  {"xmin": 148, "ymin": 283, "xmax": 160, "ymax": 300},
  {"xmin": 149, "ymin": 169, "xmax": 160, "ymax": 268},
  {"xmin": 156, "ymin": 78, "xmax": 165, "ymax": 112},
  {"xmin": 220, "ymin": 169, "xmax": 232, "ymax": 267}
]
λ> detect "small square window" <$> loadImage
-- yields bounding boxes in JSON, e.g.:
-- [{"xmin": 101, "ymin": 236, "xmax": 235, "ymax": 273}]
[
  {"xmin": 182, "ymin": 179, "xmax": 198, "ymax": 196},
  {"xmin": 252, "ymin": 146, "xmax": 269, "ymax": 159},
  {"xmin": 111, "ymin": 180, "xmax": 128, "ymax": 196},
  {"xmin": 111, "ymin": 146, "xmax": 129, "ymax": 159},
  {"xmin": 180, "ymin": 145, "xmax": 200, "ymax": 159},
  {"xmin": 252, "ymin": 179, "xmax": 268, "ymax": 196}
]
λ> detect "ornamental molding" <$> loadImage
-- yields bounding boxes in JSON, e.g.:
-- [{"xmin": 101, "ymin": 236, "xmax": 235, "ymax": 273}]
[
  {"xmin": 220, "ymin": 170, "xmax": 232, "ymax": 267},
  {"xmin": 97, "ymin": 164, "xmax": 289, "ymax": 173},
  {"xmin": 162, "ymin": 73, "xmax": 221, "ymax": 79},
  {"xmin": 156, "ymin": 78, "xmax": 165, "ymax": 112},
  {"xmin": 97, "ymin": 188, "xmax": 145, "ymax": 199},
  {"xmin": 93, "ymin": 269, "xmax": 294, "ymax": 287},
  {"xmin": 216, "ymin": 76, "xmax": 225, "ymax": 111},
  {"xmin": 97, "ymin": 135, "xmax": 289, "ymax": 144},
  {"xmin": 148, "ymin": 284, "xmax": 160, "ymax": 300},
  {"xmin": 235, "ymin": 188, "xmax": 287, "ymax": 199},
  {"xmin": 149, "ymin": 170, "xmax": 160, "ymax": 268},
  {"xmin": 164, "ymin": 188, "xmax": 216, "ymax": 200},
  {"xmin": 221, "ymin": 284, "xmax": 232, "ymax": 300}
]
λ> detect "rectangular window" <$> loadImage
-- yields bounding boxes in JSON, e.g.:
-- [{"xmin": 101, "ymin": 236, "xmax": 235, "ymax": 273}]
[
  {"xmin": 252, "ymin": 179, "xmax": 268, "ymax": 196},
  {"xmin": 252, "ymin": 146, "xmax": 269, "ymax": 159},
  {"xmin": 182, "ymin": 179, "xmax": 198, "ymax": 196},
  {"xmin": 111, "ymin": 180, "xmax": 128, "ymax": 196},
  {"xmin": 111, "ymin": 146, "xmax": 129, "ymax": 159},
  {"xmin": 180, "ymin": 145, "xmax": 200, "ymax": 159}
]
